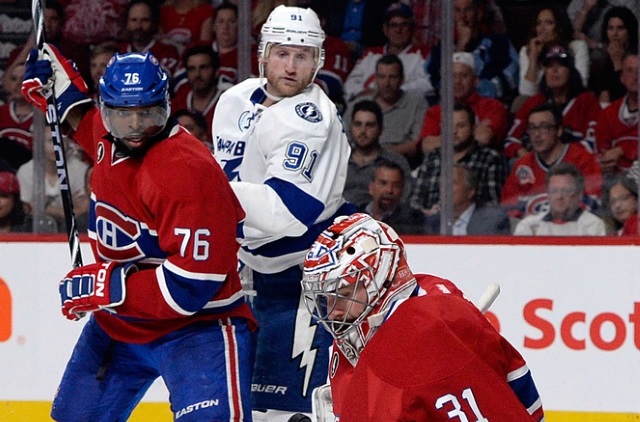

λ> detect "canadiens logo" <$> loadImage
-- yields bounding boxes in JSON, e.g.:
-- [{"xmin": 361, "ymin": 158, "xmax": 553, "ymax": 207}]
[
  {"xmin": 96, "ymin": 142, "xmax": 105, "ymax": 163},
  {"xmin": 304, "ymin": 234, "xmax": 342, "ymax": 271},
  {"xmin": 515, "ymin": 165, "xmax": 536, "ymax": 185},
  {"xmin": 526, "ymin": 193, "xmax": 550, "ymax": 216},
  {"xmin": 295, "ymin": 102, "xmax": 322, "ymax": 123},
  {"xmin": 94, "ymin": 202, "xmax": 145, "ymax": 261}
]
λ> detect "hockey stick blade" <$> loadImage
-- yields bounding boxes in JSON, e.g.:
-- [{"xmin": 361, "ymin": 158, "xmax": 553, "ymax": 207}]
[
  {"xmin": 476, "ymin": 283, "xmax": 500, "ymax": 314},
  {"xmin": 31, "ymin": 0, "xmax": 83, "ymax": 269}
]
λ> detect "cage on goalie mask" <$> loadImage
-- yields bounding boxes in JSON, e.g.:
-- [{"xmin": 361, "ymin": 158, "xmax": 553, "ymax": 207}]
[
  {"xmin": 302, "ymin": 213, "xmax": 406, "ymax": 339},
  {"xmin": 99, "ymin": 52, "xmax": 170, "ymax": 140},
  {"xmin": 258, "ymin": 6, "xmax": 325, "ymax": 87}
]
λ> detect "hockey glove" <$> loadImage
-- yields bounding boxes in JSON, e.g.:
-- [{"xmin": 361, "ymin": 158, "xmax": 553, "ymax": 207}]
[
  {"xmin": 59, "ymin": 262, "xmax": 136, "ymax": 321},
  {"xmin": 21, "ymin": 43, "xmax": 91, "ymax": 123}
]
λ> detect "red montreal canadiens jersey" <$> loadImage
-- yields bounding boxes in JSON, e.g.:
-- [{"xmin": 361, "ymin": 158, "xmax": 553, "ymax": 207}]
[
  {"xmin": 0, "ymin": 102, "xmax": 34, "ymax": 151},
  {"xmin": 329, "ymin": 274, "xmax": 544, "ymax": 422},
  {"xmin": 159, "ymin": 3, "xmax": 214, "ymax": 48},
  {"xmin": 595, "ymin": 95, "xmax": 639, "ymax": 171},
  {"xmin": 501, "ymin": 144, "xmax": 602, "ymax": 217},
  {"xmin": 505, "ymin": 92, "xmax": 600, "ymax": 158},
  {"xmin": 74, "ymin": 108, "xmax": 254, "ymax": 343},
  {"xmin": 215, "ymin": 44, "xmax": 260, "ymax": 85}
]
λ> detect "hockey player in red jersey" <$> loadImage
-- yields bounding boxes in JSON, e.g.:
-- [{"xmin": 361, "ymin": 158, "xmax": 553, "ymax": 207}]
[
  {"xmin": 22, "ymin": 46, "xmax": 255, "ymax": 421},
  {"xmin": 302, "ymin": 213, "xmax": 544, "ymax": 421}
]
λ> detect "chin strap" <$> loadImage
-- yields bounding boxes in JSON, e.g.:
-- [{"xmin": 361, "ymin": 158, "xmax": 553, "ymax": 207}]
[{"xmin": 258, "ymin": 76, "xmax": 284, "ymax": 103}]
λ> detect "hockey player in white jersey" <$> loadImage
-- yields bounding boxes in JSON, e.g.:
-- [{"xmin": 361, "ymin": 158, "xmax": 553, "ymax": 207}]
[{"xmin": 212, "ymin": 5, "xmax": 355, "ymax": 421}]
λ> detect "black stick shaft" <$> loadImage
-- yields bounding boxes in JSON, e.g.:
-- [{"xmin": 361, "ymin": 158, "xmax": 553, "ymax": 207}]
[{"xmin": 32, "ymin": 0, "xmax": 83, "ymax": 268}]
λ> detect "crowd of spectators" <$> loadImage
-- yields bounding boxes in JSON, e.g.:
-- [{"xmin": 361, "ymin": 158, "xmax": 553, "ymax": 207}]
[{"xmin": 1, "ymin": 0, "xmax": 640, "ymax": 237}]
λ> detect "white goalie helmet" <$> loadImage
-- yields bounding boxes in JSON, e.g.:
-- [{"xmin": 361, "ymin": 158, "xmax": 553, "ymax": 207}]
[{"xmin": 302, "ymin": 213, "xmax": 409, "ymax": 340}]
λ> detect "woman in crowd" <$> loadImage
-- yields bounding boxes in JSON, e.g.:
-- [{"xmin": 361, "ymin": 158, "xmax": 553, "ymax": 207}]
[
  {"xmin": 589, "ymin": 6, "xmax": 638, "ymax": 106},
  {"xmin": 505, "ymin": 44, "xmax": 600, "ymax": 160},
  {"xmin": 518, "ymin": 4, "xmax": 589, "ymax": 98},
  {"xmin": 606, "ymin": 175, "xmax": 638, "ymax": 235}
]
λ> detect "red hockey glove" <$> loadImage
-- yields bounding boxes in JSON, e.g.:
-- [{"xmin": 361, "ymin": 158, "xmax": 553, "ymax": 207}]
[
  {"xmin": 59, "ymin": 262, "xmax": 136, "ymax": 321},
  {"xmin": 21, "ymin": 43, "xmax": 91, "ymax": 123}
]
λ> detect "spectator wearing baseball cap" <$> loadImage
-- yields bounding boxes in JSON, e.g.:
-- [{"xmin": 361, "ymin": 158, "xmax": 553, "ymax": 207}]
[
  {"xmin": 424, "ymin": 0, "xmax": 519, "ymax": 105},
  {"xmin": 517, "ymin": 5, "xmax": 589, "ymax": 100},
  {"xmin": 504, "ymin": 43, "xmax": 600, "ymax": 160},
  {"xmin": 343, "ymin": 2, "xmax": 433, "ymax": 103},
  {"xmin": 417, "ymin": 51, "xmax": 509, "ymax": 154},
  {"xmin": 542, "ymin": 44, "xmax": 576, "ymax": 67},
  {"xmin": 0, "ymin": 171, "xmax": 30, "ymax": 233}
]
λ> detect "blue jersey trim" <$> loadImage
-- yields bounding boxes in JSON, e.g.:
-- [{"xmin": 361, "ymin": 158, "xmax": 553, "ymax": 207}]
[
  {"xmin": 242, "ymin": 202, "xmax": 357, "ymax": 258},
  {"xmin": 265, "ymin": 177, "xmax": 325, "ymax": 228},
  {"xmin": 250, "ymin": 86, "xmax": 267, "ymax": 105},
  {"xmin": 508, "ymin": 369, "xmax": 541, "ymax": 409},
  {"xmin": 162, "ymin": 267, "xmax": 223, "ymax": 313}
]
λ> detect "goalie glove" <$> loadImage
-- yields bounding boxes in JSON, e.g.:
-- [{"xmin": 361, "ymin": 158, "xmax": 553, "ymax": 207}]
[
  {"xmin": 59, "ymin": 262, "xmax": 136, "ymax": 321},
  {"xmin": 21, "ymin": 43, "xmax": 92, "ymax": 123}
]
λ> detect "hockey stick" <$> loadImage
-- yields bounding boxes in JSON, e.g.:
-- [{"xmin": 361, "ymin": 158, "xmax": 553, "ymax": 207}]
[
  {"xmin": 32, "ymin": 0, "xmax": 83, "ymax": 268},
  {"xmin": 475, "ymin": 282, "xmax": 501, "ymax": 314}
]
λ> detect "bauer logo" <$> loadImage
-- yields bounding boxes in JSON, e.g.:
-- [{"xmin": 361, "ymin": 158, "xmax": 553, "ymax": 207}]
[
  {"xmin": 295, "ymin": 103, "xmax": 322, "ymax": 123},
  {"xmin": 0, "ymin": 277, "xmax": 12, "ymax": 342}
]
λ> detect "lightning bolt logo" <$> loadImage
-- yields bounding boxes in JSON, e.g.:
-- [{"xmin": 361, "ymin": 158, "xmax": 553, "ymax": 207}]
[
  {"xmin": 295, "ymin": 102, "xmax": 323, "ymax": 123},
  {"xmin": 292, "ymin": 293, "xmax": 319, "ymax": 397}
]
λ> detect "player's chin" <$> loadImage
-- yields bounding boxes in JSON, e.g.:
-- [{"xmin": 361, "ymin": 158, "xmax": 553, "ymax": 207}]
[
  {"xmin": 122, "ymin": 136, "xmax": 149, "ymax": 150},
  {"xmin": 276, "ymin": 80, "xmax": 306, "ymax": 96}
]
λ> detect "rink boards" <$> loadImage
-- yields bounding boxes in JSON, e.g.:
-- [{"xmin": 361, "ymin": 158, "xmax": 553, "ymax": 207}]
[{"xmin": 0, "ymin": 236, "xmax": 638, "ymax": 420}]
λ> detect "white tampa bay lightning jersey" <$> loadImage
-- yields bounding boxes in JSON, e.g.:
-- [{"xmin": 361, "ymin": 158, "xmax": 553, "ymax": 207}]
[{"xmin": 212, "ymin": 78, "xmax": 353, "ymax": 274}]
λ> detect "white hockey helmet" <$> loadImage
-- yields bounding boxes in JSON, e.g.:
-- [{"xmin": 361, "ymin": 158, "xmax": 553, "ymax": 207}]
[
  {"xmin": 259, "ymin": 5, "xmax": 325, "ymax": 68},
  {"xmin": 301, "ymin": 213, "xmax": 407, "ymax": 340}
]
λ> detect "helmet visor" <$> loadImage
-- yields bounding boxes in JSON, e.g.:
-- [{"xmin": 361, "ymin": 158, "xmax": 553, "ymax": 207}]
[{"xmin": 101, "ymin": 103, "xmax": 168, "ymax": 141}]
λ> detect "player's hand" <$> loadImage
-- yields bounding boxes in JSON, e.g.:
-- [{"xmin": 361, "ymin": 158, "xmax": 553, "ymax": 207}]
[
  {"xmin": 21, "ymin": 48, "xmax": 53, "ymax": 111},
  {"xmin": 59, "ymin": 262, "xmax": 136, "ymax": 321},
  {"xmin": 21, "ymin": 43, "xmax": 91, "ymax": 122}
]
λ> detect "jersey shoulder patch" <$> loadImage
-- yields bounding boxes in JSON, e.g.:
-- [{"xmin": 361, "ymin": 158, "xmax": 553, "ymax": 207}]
[{"xmin": 295, "ymin": 102, "xmax": 323, "ymax": 123}]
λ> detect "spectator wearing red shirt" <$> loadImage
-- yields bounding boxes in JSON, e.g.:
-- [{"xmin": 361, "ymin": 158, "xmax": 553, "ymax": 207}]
[
  {"xmin": 0, "ymin": 64, "xmax": 33, "ymax": 170},
  {"xmin": 211, "ymin": 2, "xmax": 259, "ymax": 86},
  {"xmin": 501, "ymin": 103, "xmax": 602, "ymax": 219},
  {"xmin": 505, "ymin": 45, "xmax": 600, "ymax": 160},
  {"xmin": 595, "ymin": 52, "xmax": 639, "ymax": 176},
  {"xmin": 159, "ymin": 0, "xmax": 214, "ymax": 51},
  {"xmin": 419, "ymin": 52, "xmax": 508, "ymax": 154},
  {"xmin": 120, "ymin": 0, "xmax": 181, "ymax": 78},
  {"xmin": 171, "ymin": 45, "xmax": 223, "ymax": 141}
]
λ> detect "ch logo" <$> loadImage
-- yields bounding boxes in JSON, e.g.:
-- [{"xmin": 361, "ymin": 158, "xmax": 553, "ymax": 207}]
[{"xmin": 0, "ymin": 277, "xmax": 12, "ymax": 342}]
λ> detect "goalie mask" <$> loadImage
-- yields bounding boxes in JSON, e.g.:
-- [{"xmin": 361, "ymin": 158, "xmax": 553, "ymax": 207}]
[
  {"xmin": 302, "ymin": 213, "xmax": 415, "ymax": 365},
  {"xmin": 99, "ymin": 52, "xmax": 170, "ymax": 143},
  {"xmin": 258, "ymin": 5, "xmax": 325, "ymax": 99}
]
